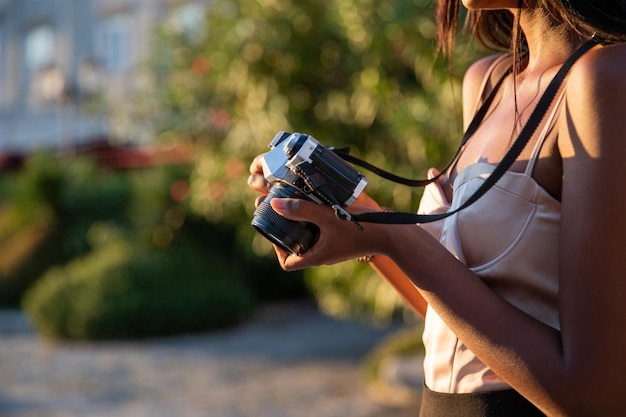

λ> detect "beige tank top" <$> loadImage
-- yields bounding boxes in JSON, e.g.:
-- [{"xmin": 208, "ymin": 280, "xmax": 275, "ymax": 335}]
[{"xmin": 417, "ymin": 58, "xmax": 565, "ymax": 393}]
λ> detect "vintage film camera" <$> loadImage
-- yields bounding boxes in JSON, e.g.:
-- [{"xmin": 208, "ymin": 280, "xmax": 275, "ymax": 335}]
[{"xmin": 251, "ymin": 131, "xmax": 368, "ymax": 255}]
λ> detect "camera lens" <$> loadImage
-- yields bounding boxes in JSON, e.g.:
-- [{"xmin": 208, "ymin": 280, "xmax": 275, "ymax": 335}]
[{"xmin": 251, "ymin": 182, "xmax": 319, "ymax": 255}]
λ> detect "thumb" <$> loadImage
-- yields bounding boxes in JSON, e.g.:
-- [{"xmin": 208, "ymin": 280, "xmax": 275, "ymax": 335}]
[{"xmin": 270, "ymin": 198, "xmax": 318, "ymax": 222}]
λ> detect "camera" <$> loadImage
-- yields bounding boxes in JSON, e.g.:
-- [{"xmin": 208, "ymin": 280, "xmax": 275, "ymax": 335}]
[{"xmin": 251, "ymin": 131, "xmax": 368, "ymax": 255}]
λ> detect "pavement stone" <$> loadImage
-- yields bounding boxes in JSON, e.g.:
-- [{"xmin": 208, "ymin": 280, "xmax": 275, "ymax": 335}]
[{"xmin": 0, "ymin": 301, "xmax": 421, "ymax": 417}]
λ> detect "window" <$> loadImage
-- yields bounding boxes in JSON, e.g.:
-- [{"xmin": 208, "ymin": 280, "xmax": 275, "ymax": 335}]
[
  {"xmin": 25, "ymin": 24, "xmax": 55, "ymax": 73},
  {"xmin": 96, "ymin": 13, "xmax": 131, "ymax": 73},
  {"xmin": 25, "ymin": 23, "xmax": 62, "ymax": 105}
]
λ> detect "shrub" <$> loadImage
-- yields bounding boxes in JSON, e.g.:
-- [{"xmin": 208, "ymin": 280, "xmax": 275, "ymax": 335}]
[
  {"xmin": 23, "ymin": 239, "xmax": 255, "ymax": 340},
  {"xmin": 125, "ymin": 163, "xmax": 310, "ymax": 304},
  {"xmin": 0, "ymin": 223, "xmax": 64, "ymax": 307},
  {"xmin": 0, "ymin": 153, "xmax": 132, "ymax": 306}
]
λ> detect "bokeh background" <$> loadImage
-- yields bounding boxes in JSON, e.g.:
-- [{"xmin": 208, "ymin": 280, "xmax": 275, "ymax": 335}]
[{"xmin": 0, "ymin": 0, "xmax": 484, "ymax": 415}]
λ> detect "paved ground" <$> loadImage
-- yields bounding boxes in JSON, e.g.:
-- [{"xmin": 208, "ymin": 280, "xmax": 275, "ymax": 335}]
[{"xmin": 0, "ymin": 301, "xmax": 422, "ymax": 417}]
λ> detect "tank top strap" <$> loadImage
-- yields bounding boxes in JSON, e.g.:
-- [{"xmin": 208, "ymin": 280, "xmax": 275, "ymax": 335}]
[
  {"xmin": 471, "ymin": 53, "xmax": 513, "ymax": 115},
  {"xmin": 524, "ymin": 86, "xmax": 567, "ymax": 176}
]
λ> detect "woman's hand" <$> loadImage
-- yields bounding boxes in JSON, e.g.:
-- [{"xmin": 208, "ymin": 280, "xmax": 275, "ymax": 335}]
[
  {"xmin": 269, "ymin": 197, "xmax": 384, "ymax": 271},
  {"xmin": 247, "ymin": 152, "xmax": 386, "ymax": 269}
]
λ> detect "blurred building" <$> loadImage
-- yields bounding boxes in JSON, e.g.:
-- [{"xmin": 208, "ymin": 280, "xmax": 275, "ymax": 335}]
[{"xmin": 0, "ymin": 0, "xmax": 207, "ymax": 155}]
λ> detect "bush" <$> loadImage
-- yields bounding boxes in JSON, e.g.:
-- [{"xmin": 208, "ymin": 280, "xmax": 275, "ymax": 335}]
[
  {"xmin": 4, "ymin": 149, "xmax": 305, "ymax": 335},
  {"xmin": 125, "ymin": 163, "xmax": 310, "ymax": 303},
  {"xmin": 0, "ymin": 153, "xmax": 132, "ymax": 306},
  {"xmin": 306, "ymin": 262, "xmax": 411, "ymax": 324},
  {"xmin": 23, "ymin": 239, "xmax": 256, "ymax": 340},
  {"xmin": 0, "ymin": 223, "xmax": 64, "ymax": 307}
]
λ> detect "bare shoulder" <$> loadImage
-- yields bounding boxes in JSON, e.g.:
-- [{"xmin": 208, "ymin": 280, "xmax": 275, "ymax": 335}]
[
  {"xmin": 462, "ymin": 53, "xmax": 508, "ymax": 126},
  {"xmin": 463, "ymin": 54, "xmax": 505, "ymax": 85},
  {"xmin": 573, "ymin": 41, "xmax": 626, "ymax": 74},
  {"xmin": 568, "ymin": 42, "xmax": 626, "ymax": 99},
  {"xmin": 561, "ymin": 42, "xmax": 626, "ymax": 159}
]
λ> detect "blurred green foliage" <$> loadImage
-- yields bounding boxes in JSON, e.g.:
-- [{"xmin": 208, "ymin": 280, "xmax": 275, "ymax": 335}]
[
  {"xmin": 1, "ymin": 151, "xmax": 305, "ymax": 339},
  {"xmin": 1, "ymin": 0, "xmax": 487, "ymax": 339},
  {"xmin": 362, "ymin": 324, "xmax": 425, "ymax": 405},
  {"xmin": 119, "ymin": 0, "xmax": 483, "ymax": 322},
  {"xmin": 0, "ymin": 153, "xmax": 131, "ymax": 305},
  {"xmin": 23, "ymin": 239, "xmax": 255, "ymax": 340},
  {"xmin": 0, "ymin": 0, "xmax": 489, "ymax": 337}
]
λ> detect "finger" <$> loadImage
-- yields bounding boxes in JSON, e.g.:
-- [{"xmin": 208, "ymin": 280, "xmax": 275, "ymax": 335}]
[
  {"xmin": 270, "ymin": 198, "xmax": 324, "ymax": 223},
  {"xmin": 281, "ymin": 254, "xmax": 306, "ymax": 271},
  {"xmin": 249, "ymin": 154, "xmax": 265, "ymax": 175},
  {"xmin": 273, "ymin": 243, "xmax": 306, "ymax": 271},
  {"xmin": 254, "ymin": 195, "xmax": 266, "ymax": 208},
  {"xmin": 247, "ymin": 173, "xmax": 270, "ymax": 194}
]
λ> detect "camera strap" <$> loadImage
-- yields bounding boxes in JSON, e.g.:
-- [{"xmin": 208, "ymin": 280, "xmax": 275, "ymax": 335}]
[
  {"xmin": 333, "ymin": 66, "xmax": 510, "ymax": 188},
  {"xmin": 338, "ymin": 38, "xmax": 597, "ymax": 225},
  {"xmin": 333, "ymin": 65, "xmax": 508, "ymax": 188}
]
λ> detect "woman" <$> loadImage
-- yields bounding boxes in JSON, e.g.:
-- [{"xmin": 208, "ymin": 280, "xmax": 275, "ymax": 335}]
[{"xmin": 248, "ymin": 1, "xmax": 626, "ymax": 415}]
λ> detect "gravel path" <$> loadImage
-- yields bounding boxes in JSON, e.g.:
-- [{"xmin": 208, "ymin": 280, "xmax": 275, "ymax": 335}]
[{"xmin": 0, "ymin": 301, "xmax": 421, "ymax": 417}]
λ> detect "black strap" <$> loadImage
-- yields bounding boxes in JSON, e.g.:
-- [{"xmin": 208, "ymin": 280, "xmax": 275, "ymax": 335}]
[
  {"xmin": 334, "ymin": 65, "xmax": 512, "ymax": 187},
  {"xmin": 350, "ymin": 39, "xmax": 597, "ymax": 225}
]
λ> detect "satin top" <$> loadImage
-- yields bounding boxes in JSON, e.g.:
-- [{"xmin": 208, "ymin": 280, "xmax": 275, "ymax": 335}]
[{"xmin": 417, "ymin": 61, "xmax": 565, "ymax": 393}]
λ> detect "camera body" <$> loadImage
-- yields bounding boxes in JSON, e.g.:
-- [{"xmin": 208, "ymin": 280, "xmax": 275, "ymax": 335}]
[{"xmin": 251, "ymin": 131, "xmax": 367, "ymax": 255}]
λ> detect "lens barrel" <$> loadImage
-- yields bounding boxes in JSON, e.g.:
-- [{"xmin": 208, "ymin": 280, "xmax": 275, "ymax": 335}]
[{"xmin": 251, "ymin": 182, "xmax": 319, "ymax": 255}]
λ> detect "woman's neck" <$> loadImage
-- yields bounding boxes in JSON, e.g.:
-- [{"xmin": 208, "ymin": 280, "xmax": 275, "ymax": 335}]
[{"xmin": 519, "ymin": 8, "xmax": 585, "ymax": 74}]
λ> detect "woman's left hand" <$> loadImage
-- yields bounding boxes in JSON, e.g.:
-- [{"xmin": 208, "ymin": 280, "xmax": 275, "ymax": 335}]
[{"xmin": 269, "ymin": 197, "xmax": 384, "ymax": 271}]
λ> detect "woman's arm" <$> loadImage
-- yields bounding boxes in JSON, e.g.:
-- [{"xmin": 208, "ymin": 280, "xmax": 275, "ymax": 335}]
[
  {"xmin": 337, "ymin": 192, "xmax": 430, "ymax": 318},
  {"xmin": 369, "ymin": 255, "xmax": 428, "ymax": 318}
]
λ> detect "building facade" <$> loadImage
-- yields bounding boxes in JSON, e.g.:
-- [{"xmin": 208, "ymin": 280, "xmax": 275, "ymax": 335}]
[{"xmin": 0, "ymin": 0, "xmax": 207, "ymax": 154}]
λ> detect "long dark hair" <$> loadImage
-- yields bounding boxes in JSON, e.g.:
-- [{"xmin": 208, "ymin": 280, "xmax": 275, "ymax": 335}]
[{"xmin": 436, "ymin": 0, "xmax": 626, "ymax": 58}]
